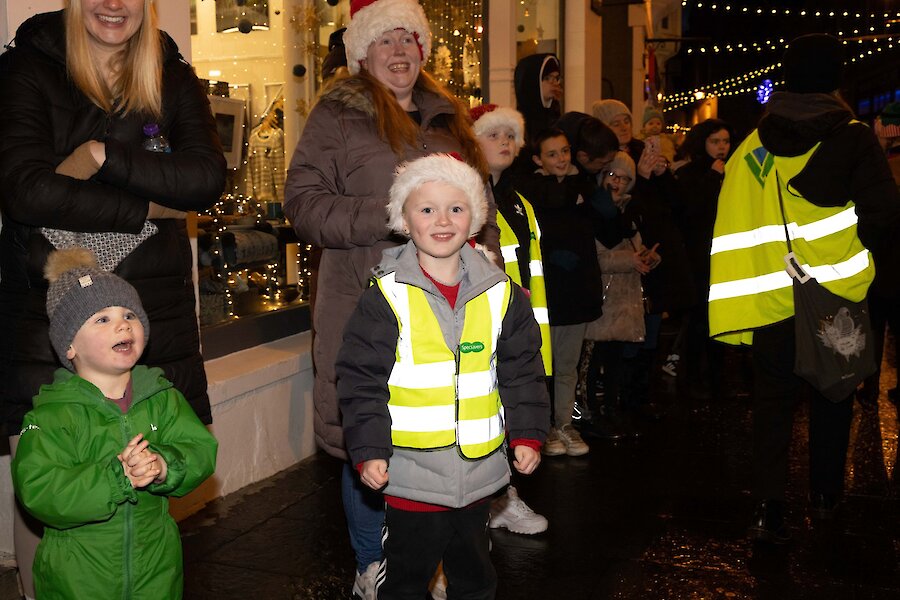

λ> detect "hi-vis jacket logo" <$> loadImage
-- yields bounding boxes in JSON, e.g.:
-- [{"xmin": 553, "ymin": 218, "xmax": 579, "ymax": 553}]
[
  {"xmin": 460, "ymin": 341, "xmax": 485, "ymax": 353},
  {"xmin": 744, "ymin": 146, "xmax": 774, "ymax": 187}
]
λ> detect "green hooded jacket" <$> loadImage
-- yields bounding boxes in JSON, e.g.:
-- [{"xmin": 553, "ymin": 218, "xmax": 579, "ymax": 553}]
[{"xmin": 12, "ymin": 365, "xmax": 218, "ymax": 600}]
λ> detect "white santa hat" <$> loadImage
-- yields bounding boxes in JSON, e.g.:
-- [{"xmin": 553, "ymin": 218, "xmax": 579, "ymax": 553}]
[
  {"xmin": 387, "ymin": 154, "xmax": 487, "ymax": 238},
  {"xmin": 344, "ymin": 0, "xmax": 433, "ymax": 76},
  {"xmin": 469, "ymin": 104, "xmax": 526, "ymax": 150}
]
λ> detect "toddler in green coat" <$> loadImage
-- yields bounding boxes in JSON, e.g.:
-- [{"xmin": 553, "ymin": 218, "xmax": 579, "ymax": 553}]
[{"xmin": 12, "ymin": 248, "xmax": 218, "ymax": 600}]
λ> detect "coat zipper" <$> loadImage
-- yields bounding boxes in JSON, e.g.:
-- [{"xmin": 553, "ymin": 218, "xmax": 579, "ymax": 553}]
[{"xmin": 120, "ymin": 414, "xmax": 134, "ymax": 599}]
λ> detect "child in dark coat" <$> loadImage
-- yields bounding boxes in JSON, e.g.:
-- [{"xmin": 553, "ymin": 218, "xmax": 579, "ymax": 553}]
[
  {"xmin": 336, "ymin": 154, "xmax": 549, "ymax": 599},
  {"xmin": 523, "ymin": 121, "xmax": 621, "ymax": 454}
]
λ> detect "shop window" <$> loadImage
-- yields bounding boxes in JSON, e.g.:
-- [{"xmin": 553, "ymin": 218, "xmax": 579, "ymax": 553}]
[
  {"xmin": 516, "ymin": 0, "xmax": 561, "ymax": 62},
  {"xmin": 216, "ymin": 0, "xmax": 270, "ymax": 33},
  {"xmin": 427, "ymin": 0, "xmax": 484, "ymax": 104},
  {"xmin": 190, "ymin": 0, "xmax": 487, "ymax": 356}
]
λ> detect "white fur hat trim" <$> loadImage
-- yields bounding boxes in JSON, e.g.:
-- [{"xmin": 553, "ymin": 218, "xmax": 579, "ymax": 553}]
[
  {"xmin": 344, "ymin": 0, "xmax": 432, "ymax": 76},
  {"xmin": 472, "ymin": 107, "xmax": 526, "ymax": 150},
  {"xmin": 387, "ymin": 154, "xmax": 487, "ymax": 238}
]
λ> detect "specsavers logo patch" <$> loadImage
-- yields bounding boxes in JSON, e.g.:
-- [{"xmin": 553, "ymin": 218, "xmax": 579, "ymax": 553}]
[{"xmin": 460, "ymin": 341, "xmax": 485, "ymax": 353}]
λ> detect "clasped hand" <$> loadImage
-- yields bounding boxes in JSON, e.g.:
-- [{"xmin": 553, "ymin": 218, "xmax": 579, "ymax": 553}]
[
  {"xmin": 118, "ymin": 433, "xmax": 167, "ymax": 489},
  {"xmin": 632, "ymin": 242, "xmax": 661, "ymax": 273}
]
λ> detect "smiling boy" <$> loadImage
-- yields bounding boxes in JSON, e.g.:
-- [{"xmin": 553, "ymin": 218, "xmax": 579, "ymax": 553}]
[{"xmin": 336, "ymin": 154, "xmax": 549, "ymax": 599}]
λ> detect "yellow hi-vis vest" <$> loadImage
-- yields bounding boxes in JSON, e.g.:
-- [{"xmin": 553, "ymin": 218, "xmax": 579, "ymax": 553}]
[
  {"xmin": 708, "ymin": 128, "xmax": 874, "ymax": 345},
  {"xmin": 375, "ymin": 272, "xmax": 511, "ymax": 459},
  {"xmin": 497, "ymin": 193, "xmax": 552, "ymax": 375}
]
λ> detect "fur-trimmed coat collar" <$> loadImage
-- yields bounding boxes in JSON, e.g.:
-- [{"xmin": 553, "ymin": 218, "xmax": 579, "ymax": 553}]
[{"xmin": 318, "ymin": 76, "xmax": 457, "ymax": 128}]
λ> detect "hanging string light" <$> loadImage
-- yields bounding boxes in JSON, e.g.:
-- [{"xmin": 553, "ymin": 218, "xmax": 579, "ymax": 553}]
[
  {"xmin": 429, "ymin": 0, "xmax": 484, "ymax": 104},
  {"xmin": 680, "ymin": 1, "xmax": 900, "ymax": 22},
  {"xmin": 664, "ymin": 63, "xmax": 779, "ymax": 107},
  {"xmin": 666, "ymin": 36, "xmax": 899, "ymax": 107}
]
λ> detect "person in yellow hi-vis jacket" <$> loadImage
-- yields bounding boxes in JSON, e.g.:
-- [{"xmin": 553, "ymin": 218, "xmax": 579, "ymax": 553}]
[
  {"xmin": 709, "ymin": 34, "xmax": 900, "ymax": 545},
  {"xmin": 471, "ymin": 104, "xmax": 552, "ymax": 536}
]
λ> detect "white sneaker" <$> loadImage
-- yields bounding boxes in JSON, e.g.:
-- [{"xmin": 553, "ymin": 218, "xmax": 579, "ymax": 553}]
[
  {"xmin": 429, "ymin": 568, "xmax": 448, "ymax": 600},
  {"xmin": 557, "ymin": 424, "xmax": 589, "ymax": 456},
  {"xmin": 352, "ymin": 561, "xmax": 379, "ymax": 600},
  {"xmin": 490, "ymin": 486, "xmax": 549, "ymax": 534},
  {"xmin": 542, "ymin": 426, "xmax": 566, "ymax": 456}
]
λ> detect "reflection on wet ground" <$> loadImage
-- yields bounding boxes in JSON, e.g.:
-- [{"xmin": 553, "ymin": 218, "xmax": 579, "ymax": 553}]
[{"xmin": 181, "ymin": 342, "xmax": 900, "ymax": 599}]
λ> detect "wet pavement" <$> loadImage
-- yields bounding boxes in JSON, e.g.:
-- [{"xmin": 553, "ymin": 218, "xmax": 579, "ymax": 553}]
[{"xmin": 180, "ymin": 344, "xmax": 900, "ymax": 599}]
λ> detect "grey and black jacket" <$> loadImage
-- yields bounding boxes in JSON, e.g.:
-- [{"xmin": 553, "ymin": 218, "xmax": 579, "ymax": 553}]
[{"xmin": 336, "ymin": 242, "xmax": 549, "ymax": 508}]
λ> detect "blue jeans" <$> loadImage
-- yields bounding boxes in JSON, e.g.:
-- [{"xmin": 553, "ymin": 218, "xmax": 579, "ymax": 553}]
[{"xmin": 341, "ymin": 462, "xmax": 385, "ymax": 572}]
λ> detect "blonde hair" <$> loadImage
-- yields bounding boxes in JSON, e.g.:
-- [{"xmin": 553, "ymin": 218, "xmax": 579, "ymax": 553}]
[
  {"xmin": 356, "ymin": 69, "xmax": 489, "ymax": 180},
  {"xmin": 65, "ymin": 0, "xmax": 163, "ymax": 117}
]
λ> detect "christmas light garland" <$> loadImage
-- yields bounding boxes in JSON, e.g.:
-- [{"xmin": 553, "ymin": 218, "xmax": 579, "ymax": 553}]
[{"xmin": 680, "ymin": 1, "xmax": 900, "ymax": 22}]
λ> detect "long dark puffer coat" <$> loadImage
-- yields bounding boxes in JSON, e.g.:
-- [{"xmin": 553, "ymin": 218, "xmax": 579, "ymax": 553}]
[{"xmin": 0, "ymin": 11, "xmax": 226, "ymax": 432}]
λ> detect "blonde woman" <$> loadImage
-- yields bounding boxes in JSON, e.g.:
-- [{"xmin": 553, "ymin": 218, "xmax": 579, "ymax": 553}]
[{"xmin": 0, "ymin": 3, "xmax": 225, "ymax": 596}]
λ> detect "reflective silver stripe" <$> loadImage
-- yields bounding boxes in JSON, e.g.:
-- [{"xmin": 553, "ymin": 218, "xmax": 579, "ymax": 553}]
[
  {"xmin": 500, "ymin": 244, "xmax": 518, "ymax": 263},
  {"xmin": 388, "ymin": 404, "xmax": 455, "ymax": 432},
  {"xmin": 458, "ymin": 415, "xmax": 504, "ymax": 446},
  {"xmin": 458, "ymin": 370, "xmax": 497, "ymax": 399},
  {"xmin": 709, "ymin": 249, "xmax": 870, "ymax": 301},
  {"xmin": 388, "ymin": 361, "xmax": 455, "ymax": 388},
  {"xmin": 532, "ymin": 307, "xmax": 549, "ymax": 324},
  {"xmin": 530, "ymin": 260, "xmax": 544, "ymax": 276},
  {"xmin": 381, "ymin": 273, "xmax": 413, "ymax": 364},
  {"xmin": 711, "ymin": 207, "xmax": 858, "ymax": 255},
  {"xmin": 485, "ymin": 279, "xmax": 507, "ymax": 344},
  {"xmin": 806, "ymin": 248, "xmax": 870, "ymax": 283}
]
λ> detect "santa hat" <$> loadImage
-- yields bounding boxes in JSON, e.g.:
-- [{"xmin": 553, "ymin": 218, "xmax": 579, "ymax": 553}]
[
  {"xmin": 344, "ymin": 0, "xmax": 432, "ymax": 76},
  {"xmin": 387, "ymin": 154, "xmax": 487, "ymax": 238},
  {"xmin": 469, "ymin": 104, "xmax": 526, "ymax": 150}
]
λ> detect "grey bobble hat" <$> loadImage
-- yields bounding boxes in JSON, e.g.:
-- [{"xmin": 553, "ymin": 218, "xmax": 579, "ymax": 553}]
[
  {"xmin": 45, "ymin": 248, "xmax": 149, "ymax": 371},
  {"xmin": 592, "ymin": 99, "xmax": 632, "ymax": 126}
]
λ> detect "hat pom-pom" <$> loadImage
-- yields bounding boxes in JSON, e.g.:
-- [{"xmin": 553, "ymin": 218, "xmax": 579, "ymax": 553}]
[{"xmin": 44, "ymin": 248, "xmax": 99, "ymax": 283}]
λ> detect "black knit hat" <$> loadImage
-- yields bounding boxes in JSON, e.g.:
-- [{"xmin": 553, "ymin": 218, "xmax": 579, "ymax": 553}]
[
  {"xmin": 45, "ymin": 248, "xmax": 149, "ymax": 371},
  {"xmin": 322, "ymin": 27, "xmax": 347, "ymax": 80},
  {"xmin": 782, "ymin": 34, "xmax": 844, "ymax": 94}
]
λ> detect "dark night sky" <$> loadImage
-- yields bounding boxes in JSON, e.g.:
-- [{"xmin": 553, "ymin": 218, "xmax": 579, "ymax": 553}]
[{"xmin": 668, "ymin": 0, "xmax": 900, "ymax": 136}]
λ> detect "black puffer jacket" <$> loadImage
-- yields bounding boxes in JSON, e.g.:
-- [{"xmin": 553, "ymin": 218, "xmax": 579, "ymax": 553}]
[
  {"xmin": 0, "ymin": 11, "xmax": 226, "ymax": 432},
  {"xmin": 673, "ymin": 155, "xmax": 724, "ymax": 303}
]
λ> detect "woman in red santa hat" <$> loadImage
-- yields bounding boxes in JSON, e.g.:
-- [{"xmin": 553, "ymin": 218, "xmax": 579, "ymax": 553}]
[{"xmin": 283, "ymin": 0, "xmax": 500, "ymax": 597}]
